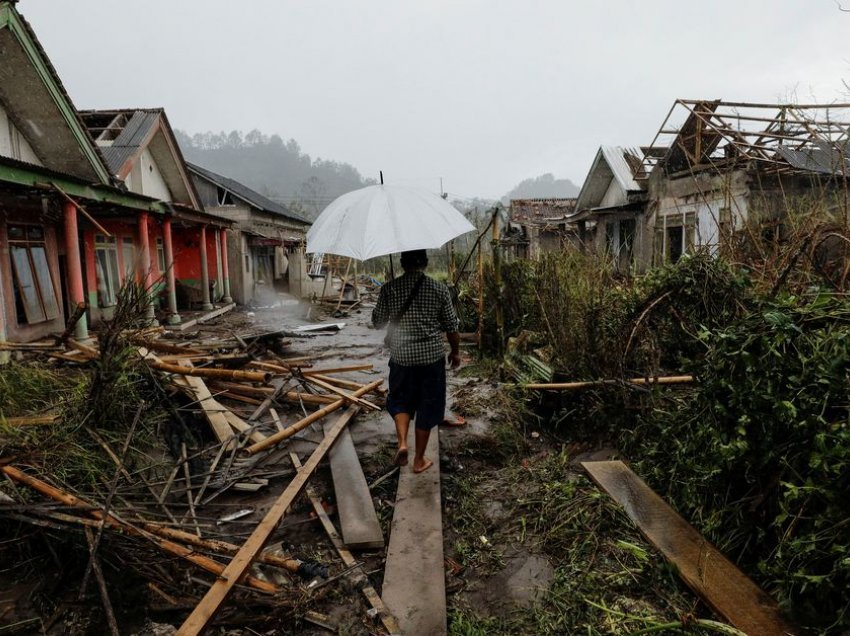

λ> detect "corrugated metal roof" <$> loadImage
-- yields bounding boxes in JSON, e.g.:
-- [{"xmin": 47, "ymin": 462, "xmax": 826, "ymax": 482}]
[
  {"xmin": 776, "ymin": 141, "xmax": 850, "ymax": 176},
  {"xmin": 601, "ymin": 146, "xmax": 643, "ymax": 192},
  {"xmin": 188, "ymin": 163, "xmax": 310, "ymax": 225},
  {"xmin": 96, "ymin": 110, "xmax": 159, "ymax": 174}
]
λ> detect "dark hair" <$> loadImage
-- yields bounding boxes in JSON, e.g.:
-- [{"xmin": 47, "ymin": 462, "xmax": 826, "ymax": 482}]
[{"xmin": 400, "ymin": 249, "xmax": 428, "ymax": 270}]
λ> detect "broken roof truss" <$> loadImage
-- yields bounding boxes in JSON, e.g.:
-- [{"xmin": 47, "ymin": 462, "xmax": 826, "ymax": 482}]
[{"xmin": 640, "ymin": 99, "xmax": 850, "ymax": 178}]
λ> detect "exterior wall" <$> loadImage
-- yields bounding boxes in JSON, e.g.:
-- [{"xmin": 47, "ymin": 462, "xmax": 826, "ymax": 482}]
[
  {"xmin": 599, "ymin": 179, "xmax": 624, "ymax": 207},
  {"xmin": 288, "ymin": 251, "xmax": 331, "ymax": 298},
  {"xmin": 125, "ymin": 148, "xmax": 172, "ymax": 201},
  {"xmin": 641, "ymin": 168, "xmax": 751, "ymax": 269},
  {"xmin": 81, "ymin": 217, "xmax": 173, "ymax": 323},
  {"xmin": 0, "ymin": 204, "xmax": 65, "ymax": 342},
  {"xmin": 170, "ymin": 225, "xmax": 221, "ymax": 307},
  {"xmin": 0, "ymin": 103, "xmax": 42, "ymax": 165}
]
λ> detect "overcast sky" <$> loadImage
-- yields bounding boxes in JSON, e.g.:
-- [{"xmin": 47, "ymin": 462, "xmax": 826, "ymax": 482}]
[{"xmin": 21, "ymin": 0, "xmax": 850, "ymax": 199}]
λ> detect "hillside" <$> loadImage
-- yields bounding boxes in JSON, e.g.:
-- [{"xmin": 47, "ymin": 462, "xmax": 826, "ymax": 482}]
[
  {"xmin": 174, "ymin": 129, "xmax": 375, "ymax": 221},
  {"xmin": 501, "ymin": 173, "xmax": 580, "ymax": 204}
]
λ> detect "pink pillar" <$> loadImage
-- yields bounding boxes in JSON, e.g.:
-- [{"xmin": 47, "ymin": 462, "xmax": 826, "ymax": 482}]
[
  {"xmin": 220, "ymin": 228, "xmax": 232, "ymax": 303},
  {"xmin": 137, "ymin": 212, "xmax": 156, "ymax": 322},
  {"xmin": 199, "ymin": 225, "xmax": 213, "ymax": 310},
  {"xmin": 162, "ymin": 217, "xmax": 181, "ymax": 325},
  {"xmin": 63, "ymin": 201, "xmax": 88, "ymax": 339}
]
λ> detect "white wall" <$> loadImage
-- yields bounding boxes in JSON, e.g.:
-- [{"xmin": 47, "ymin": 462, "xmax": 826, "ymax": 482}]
[
  {"xmin": 599, "ymin": 178, "xmax": 624, "ymax": 207},
  {"xmin": 125, "ymin": 148, "xmax": 172, "ymax": 201},
  {"xmin": 0, "ymin": 104, "xmax": 42, "ymax": 165}
]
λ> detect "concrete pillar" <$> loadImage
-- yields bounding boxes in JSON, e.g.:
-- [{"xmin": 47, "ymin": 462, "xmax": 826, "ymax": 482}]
[
  {"xmin": 162, "ymin": 217, "xmax": 181, "ymax": 325},
  {"xmin": 137, "ymin": 211, "xmax": 156, "ymax": 322},
  {"xmin": 199, "ymin": 224, "xmax": 213, "ymax": 311},
  {"xmin": 63, "ymin": 201, "xmax": 88, "ymax": 340},
  {"xmin": 220, "ymin": 228, "xmax": 232, "ymax": 303}
]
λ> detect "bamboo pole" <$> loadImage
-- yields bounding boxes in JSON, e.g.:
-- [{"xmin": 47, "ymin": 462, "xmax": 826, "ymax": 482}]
[
  {"xmin": 0, "ymin": 465, "xmax": 277, "ymax": 594},
  {"xmin": 2, "ymin": 415, "xmax": 59, "ymax": 426},
  {"xmin": 246, "ymin": 380, "xmax": 382, "ymax": 455},
  {"xmin": 302, "ymin": 364, "xmax": 373, "ymax": 376},
  {"xmin": 300, "ymin": 375, "xmax": 380, "ymax": 411},
  {"xmin": 523, "ymin": 375, "xmax": 695, "ymax": 390},
  {"xmin": 148, "ymin": 359, "xmax": 272, "ymax": 384}
]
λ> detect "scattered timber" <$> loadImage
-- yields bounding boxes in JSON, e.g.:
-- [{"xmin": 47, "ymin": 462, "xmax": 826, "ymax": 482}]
[{"xmin": 175, "ymin": 406, "xmax": 361, "ymax": 635}]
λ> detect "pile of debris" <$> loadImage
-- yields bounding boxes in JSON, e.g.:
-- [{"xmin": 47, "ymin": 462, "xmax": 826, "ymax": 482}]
[{"xmin": 0, "ymin": 312, "xmax": 400, "ymax": 634}]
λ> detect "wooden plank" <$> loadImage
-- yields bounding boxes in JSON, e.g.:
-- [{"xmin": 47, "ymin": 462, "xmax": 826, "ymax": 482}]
[
  {"xmin": 179, "ymin": 303, "xmax": 236, "ymax": 331},
  {"xmin": 582, "ymin": 461, "xmax": 797, "ymax": 636},
  {"xmin": 323, "ymin": 423, "xmax": 384, "ymax": 549},
  {"xmin": 382, "ymin": 428, "xmax": 446, "ymax": 636},
  {"xmin": 220, "ymin": 409, "xmax": 267, "ymax": 445},
  {"xmin": 175, "ymin": 406, "xmax": 361, "ymax": 636},
  {"xmin": 290, "ymin": 453, "xmax": 400, "ymax": 636},
  {"xmin": 176, "ymin": 361, "xmax": 235, "ymax": 446}
]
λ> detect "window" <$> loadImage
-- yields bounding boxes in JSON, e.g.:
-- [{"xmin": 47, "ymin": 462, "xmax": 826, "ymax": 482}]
[
  {"xmin": 122, "ymin": 237, "xmax": 135, "ymax": 279},
  {"xmin": 655, "ymin": 212, "xmax": 696, "ymax": 265},
  {"xmin": 7, "ymin": 225, "xmax": 60, "ymax": 324},
  {"xmin": 216, "ymin": 187, "xmax": 236, "ymax": 206},
  {"xmin": 156, "ymin": 237, "xmax": 166, "ymax": 273},
  {"xmin": 95, "ymin": 234, "xmax": 121, "ymax": 307}
]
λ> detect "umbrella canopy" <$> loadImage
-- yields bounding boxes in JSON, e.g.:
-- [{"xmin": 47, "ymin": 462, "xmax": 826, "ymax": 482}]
[{"xmin": 306, "ymin": 184, "xmax": 475, "ymax": 261}]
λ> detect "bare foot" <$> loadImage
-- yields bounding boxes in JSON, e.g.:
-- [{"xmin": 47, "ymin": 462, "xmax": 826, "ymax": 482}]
[
  {"xmin": 413, "ymin": 457, "xmax": 434, "ymax": 474},
  {"xmin": 393, "ymin": 447, "xmax": 409, "ymax": 466}
]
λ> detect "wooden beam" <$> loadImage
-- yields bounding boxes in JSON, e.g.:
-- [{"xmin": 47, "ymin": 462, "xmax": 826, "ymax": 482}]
[
  {"xmin": 582, "ymin": 461, "xmax": 797, "ymax": 636},
  {"xmin": 175, "ymin": 406, "xmax": 361, "ymax": 635},
  {"xmin": 179, "ymin": 303, "xmax": 236, "ymax": 331}
]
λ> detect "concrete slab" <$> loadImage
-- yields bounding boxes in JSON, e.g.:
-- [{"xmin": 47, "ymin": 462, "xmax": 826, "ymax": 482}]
[
  {"xmin": 324, "ymin": 424, "xmax": 384, "ymax": 549},
  {"xmin": 382, "ymin": 428, "xmax": 446, "ymax": 636}
]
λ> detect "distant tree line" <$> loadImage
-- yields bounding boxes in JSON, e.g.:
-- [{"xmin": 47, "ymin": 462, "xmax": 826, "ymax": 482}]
[{"xmin": 174, "ymin": 129, "xmax": 375, "ymax": 220}]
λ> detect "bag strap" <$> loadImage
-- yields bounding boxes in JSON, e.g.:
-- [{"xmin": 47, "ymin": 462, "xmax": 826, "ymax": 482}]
[{"xmin": 391, "ymin": 273, "xmax": 425, "ymax": 323}]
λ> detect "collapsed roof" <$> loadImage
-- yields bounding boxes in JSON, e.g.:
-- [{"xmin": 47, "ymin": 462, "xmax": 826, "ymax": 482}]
[{"xmin": 641, "ymin": 99, "xmax": 850, "ymax": 178}]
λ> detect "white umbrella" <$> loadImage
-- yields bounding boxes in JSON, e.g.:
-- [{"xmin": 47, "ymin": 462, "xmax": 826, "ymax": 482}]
[{"xmin": 306, "ymin": 184, "xmax": 475, "ymax": 261}]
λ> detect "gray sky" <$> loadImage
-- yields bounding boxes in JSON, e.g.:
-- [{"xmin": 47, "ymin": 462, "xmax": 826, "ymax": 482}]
[{"xmin": 22, "ymin": 0, "xmax": 850, "ymax": 199}]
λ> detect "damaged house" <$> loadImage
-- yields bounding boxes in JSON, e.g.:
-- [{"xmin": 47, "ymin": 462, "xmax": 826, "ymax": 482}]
[
  {"xmin": 0, "ymin": 0, "xmax": 234, "ymax": 346},
  {"xmin": 503, "ymin": 198, "xmax": 578, "ymax": 260},
  {"xmin": 637, "ymin": 99, "xmax": 850, "ymax": 269},
  {"xmin": 572, "ymin": 146, "xmax": 647, "ymax": 272},
  {"xmin": 187, "ymin": 164, "xmax": 311, "ymax": 304},
  {"xmin": 79, "ymin": 108, "xmax": 233, "ymax": 322}
]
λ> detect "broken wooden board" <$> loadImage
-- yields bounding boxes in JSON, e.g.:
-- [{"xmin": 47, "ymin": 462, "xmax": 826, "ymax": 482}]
[
  {"xmin": 382, "ymin": 427, "xmax": 446, "ymax": 636},
  {"xmin": 175, "ymin": 406, "xmax": 361, "ymax": 636},
  {"xmin": 175, "ymin": 362, "xmax": 234, "ymax": 446},
  {"xmin": 582, "ymin": 460, "xmax": 797, "ymax": 636},
  {"xmin": 323, "ymin": 424, "xmax": 384, "ymax": 549},
  {"xmin": 179, "ymin": 303, "xmax": 236, "ymax": 331}
]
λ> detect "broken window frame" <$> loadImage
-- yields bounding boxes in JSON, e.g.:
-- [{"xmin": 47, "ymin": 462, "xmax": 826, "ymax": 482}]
[
  {"xmin": 7, "ymin": 224, "xmax": 61, "ymax": 325},
  {"xmin": 655, "ymin": 211, "xmax": 696, "ymax": 265}
]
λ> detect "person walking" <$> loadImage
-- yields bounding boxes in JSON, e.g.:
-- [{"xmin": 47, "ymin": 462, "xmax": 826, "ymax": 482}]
[{"xmin": 372, "ymin": 249, "xmax": 461, "ymax": 473}]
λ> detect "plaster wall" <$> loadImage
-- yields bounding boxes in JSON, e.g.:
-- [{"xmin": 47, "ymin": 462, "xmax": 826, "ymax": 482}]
[{"xmin": 0, "ymin": 103, "xmax": 42, "ymax": 165}]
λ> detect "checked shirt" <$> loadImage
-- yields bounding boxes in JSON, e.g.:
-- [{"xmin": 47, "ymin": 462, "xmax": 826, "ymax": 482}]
[{"xmin": 372, "ymin": 271, "xmax": 459, "ymax": 366}]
